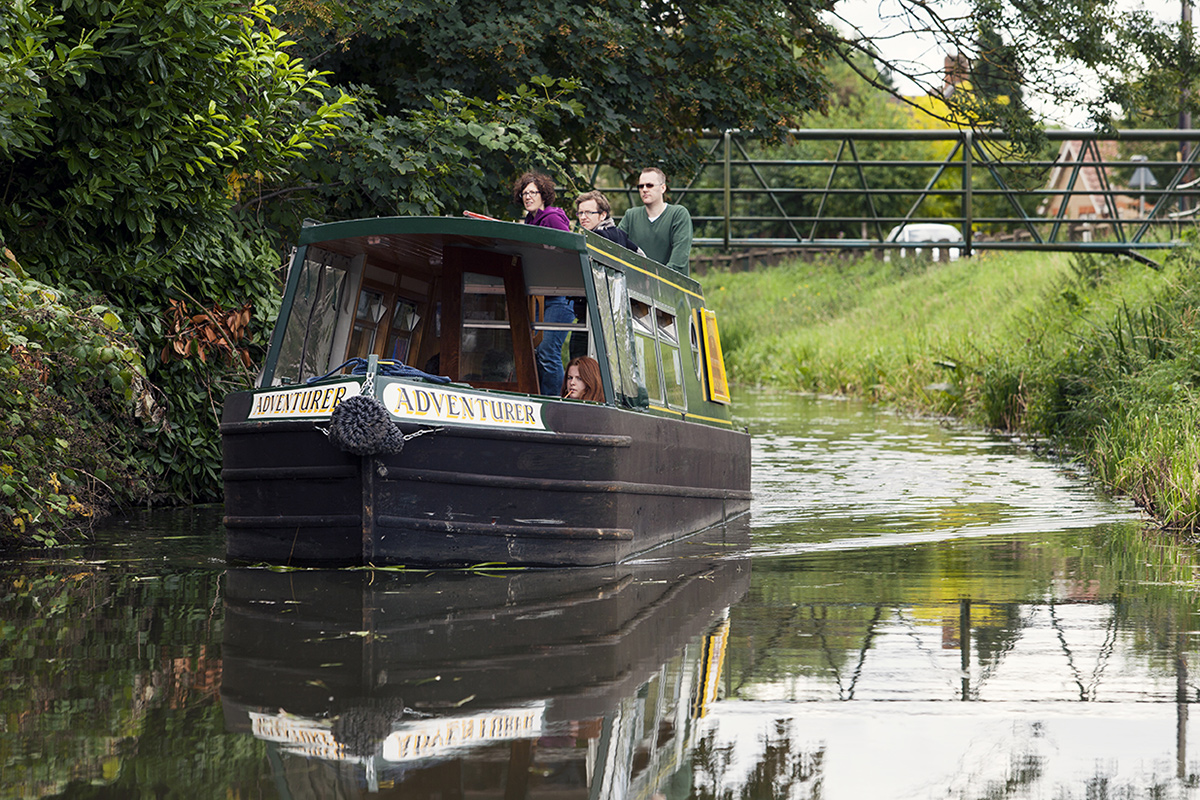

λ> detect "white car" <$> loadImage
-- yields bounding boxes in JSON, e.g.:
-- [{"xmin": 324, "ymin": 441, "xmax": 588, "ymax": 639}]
[{"xmin": 884, "ymin": 223, "xmax": 964, "ymax": 262}]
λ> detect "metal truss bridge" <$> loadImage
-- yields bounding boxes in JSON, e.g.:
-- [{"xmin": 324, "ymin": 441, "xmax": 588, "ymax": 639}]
[{"xmin": 586, "ymin": 129, "xmax": 1200, "ymax": 266}]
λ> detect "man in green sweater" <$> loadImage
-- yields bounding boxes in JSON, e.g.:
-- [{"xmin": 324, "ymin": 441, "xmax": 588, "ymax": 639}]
[{"xmin": 618, "ymin": 167, "xmax": 693, "ymax": 275}]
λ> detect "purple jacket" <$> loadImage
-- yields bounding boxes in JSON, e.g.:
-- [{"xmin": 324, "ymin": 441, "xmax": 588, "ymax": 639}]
[{"xmin": 524, "ymin": 206, "xmax": 571, "ymax": 231}]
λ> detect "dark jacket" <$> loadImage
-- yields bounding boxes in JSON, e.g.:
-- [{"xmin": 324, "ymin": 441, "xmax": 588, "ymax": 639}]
[{"xmin": 594, "ymin": 218, "xmax": 644, "ymax": 255}]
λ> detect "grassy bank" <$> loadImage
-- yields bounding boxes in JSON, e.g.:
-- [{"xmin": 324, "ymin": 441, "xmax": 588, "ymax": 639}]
[{"xmin": 700, "ymin": 242, "xmax": 1200, "ymax": 531}]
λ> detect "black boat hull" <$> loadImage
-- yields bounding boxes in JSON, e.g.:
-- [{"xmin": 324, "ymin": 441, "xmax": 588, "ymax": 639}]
[{"xmin": 222, "ymin": 389, "xmax": 751, "ymax": 567}]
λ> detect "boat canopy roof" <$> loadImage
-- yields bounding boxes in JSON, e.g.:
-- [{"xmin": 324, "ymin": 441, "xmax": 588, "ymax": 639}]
[
  {"xmin": 299, "ymin": 216, "xmax": 581, "ymax": 278},
  {"xmin": 296, "ymin": 215, "xmax": 703, "ymax": 295}
]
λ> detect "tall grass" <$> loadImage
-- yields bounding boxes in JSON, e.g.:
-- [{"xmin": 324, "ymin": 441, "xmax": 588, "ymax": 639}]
[
  {"xmin": 704, "ymin": 250, "xmax": 1081, "ymax": 408},
  {"xmin": 702, "ymin": 241, "xmax": 1200, "ymax": 532}
]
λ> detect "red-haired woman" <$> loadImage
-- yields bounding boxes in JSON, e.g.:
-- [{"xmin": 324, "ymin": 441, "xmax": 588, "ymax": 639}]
[{"xmin": 561, "ymin": 356, "xmax": 605, "ymax": 402}]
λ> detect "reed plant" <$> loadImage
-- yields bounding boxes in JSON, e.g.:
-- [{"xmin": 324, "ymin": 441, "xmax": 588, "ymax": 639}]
[{"xmin": 702, "ymin": 237, "xmax": 1200, "ymax": 533}]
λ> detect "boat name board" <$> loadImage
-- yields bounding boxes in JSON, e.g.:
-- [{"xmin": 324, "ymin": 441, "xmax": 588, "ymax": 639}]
[
  {"xmin": 247, "ymin": 381, "xmax": 361, "ymax": 420},
  {"xmin": 382, "ymin": 704, "xmax": 545, "ymax": 762},
  {"xmin": 250, "ymin": 711, "xmax": 359, "ymax": 762},
  {"xmin": 382, "ymin": 383, "xmax": 545, "ymax": 430}
]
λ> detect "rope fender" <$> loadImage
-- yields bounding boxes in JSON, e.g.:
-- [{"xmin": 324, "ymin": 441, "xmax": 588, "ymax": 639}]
[
  {"xmin": 315, "ymin": 355, "xmax": 444, "ymax": 455},
  {"xmin": 326, "ymin": 394, "xmax": 407, "ymax": 456}
]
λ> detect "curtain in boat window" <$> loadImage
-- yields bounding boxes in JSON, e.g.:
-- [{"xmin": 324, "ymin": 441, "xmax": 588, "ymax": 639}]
[
  {"xmin": 630, "ymin": 298, "xmax": 663, "ymax": 406},
  {"xmin": 273, "ymin": 248, "xmax": 350, "ymax": 385},
  {"xmin": 591, "ymin": 263, "xmax": 646, "ymax": 407},
  {"xmin": 657, "ymin": 307, "xmax": 685, "ymax": 410}
]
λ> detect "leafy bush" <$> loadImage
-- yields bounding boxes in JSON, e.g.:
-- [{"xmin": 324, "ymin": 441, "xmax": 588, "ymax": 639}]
[
  {"xmin": 118, "ymin": 215, "xmax": 282, "ymax": 506},
  {"xmin": 0, "ymin": 253, "xmax": 156, "ymax": 546},
  {"xmin": 242, "ymin": 80, "xmax": 583, "ymax": 229},
  {"xmin": 0, "ymin": 0, "xmax": 345, "ymax": 524}
]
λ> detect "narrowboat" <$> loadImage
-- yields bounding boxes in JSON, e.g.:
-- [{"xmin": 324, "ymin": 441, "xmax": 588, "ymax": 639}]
[{"xmin": 220, "ymin": 215, "xmax": 751, "ymax": 566}]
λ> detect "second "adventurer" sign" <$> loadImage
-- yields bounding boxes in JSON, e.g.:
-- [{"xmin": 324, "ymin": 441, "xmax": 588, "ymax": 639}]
[{"xmin": 382, "ymin": 383, "xmax": 545, "ymax": 430}]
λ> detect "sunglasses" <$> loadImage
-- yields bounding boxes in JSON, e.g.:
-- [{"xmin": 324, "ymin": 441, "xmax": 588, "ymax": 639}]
[{"xmin": 637, "ymin": 183, "xmax": 661, "ymax": 189}]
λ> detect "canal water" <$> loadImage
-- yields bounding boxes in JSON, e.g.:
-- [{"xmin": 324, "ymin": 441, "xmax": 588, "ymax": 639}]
[{"xmin": 4, "ymin": 391, "xmax": 1197, "ymax": 799}]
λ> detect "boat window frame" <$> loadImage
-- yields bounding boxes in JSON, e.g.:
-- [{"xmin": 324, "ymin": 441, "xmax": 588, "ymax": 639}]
[
  {"xmin": 630, "ymin": 296, "xmax": 654, "ymax": 336},
  {"xmin": 384, "ymin": 294, "xmax": 425, "ymax": 364},
  {"xmin": 591, "ymin": 260, "xmax": 641, "ymax": 406},
  {"xmin": 441, "ymin": 246, "xmax": 538, "ymax": 394},
  {"xmin": 628, "ymin": 288, "xmax": 664, "ymax": 406},
  {"xmin": 347, "ymin": 279, "xmax": 393, "ymax": 360},
  {"xmin": 655, "ymin": 303, "xmax": 686, "ymax": 412},
  {"xmin": 696, "ymin": 308, "xmax": 732, "ymax": 405},
  {"xmin": 655, "ymin": 307, "xmax": 679, "ymax": 345},
  {"xmin": 266, "ymin": 246, "xmax": 357, "ymax": 386},
  {"xmin": 457, "ymin": 271, "xmax": 520, "ymax": 383}
]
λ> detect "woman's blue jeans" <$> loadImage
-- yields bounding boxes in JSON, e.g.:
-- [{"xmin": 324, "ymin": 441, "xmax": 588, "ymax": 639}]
[{"xmin": 537, "ymin": 296, "xmax": 575, "ymax": 396}]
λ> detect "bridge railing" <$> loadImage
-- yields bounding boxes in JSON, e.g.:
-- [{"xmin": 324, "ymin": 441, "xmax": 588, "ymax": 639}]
[{"xmin": 582, "ymin": 129, "xmax": 1200, "ymax": 263}]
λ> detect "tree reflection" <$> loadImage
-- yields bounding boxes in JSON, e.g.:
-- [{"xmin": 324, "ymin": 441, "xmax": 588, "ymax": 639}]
[
  {"xmin": 691, "ymin": 721, "xmax": 825, "ymax": 800},
  {"xmin": 1, "ymin": 562, "xmax": 269, "ymax": 798}
]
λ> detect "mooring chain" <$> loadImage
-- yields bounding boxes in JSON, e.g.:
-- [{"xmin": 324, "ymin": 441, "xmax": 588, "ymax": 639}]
[
  {"xmin": 402, "ymin": 426, "xmax": 443, "ymax": 441},
  {"xmin": 311, "ymin": 384, "xmax": 442, "ymax": 454},
  {"xmin": 315, "ymin": 421, "xmax": 442, "ymax": 441}
]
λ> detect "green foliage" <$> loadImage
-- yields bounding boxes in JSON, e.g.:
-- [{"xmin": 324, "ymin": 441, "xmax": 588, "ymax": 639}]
[
  {"xmin": 128, "ymin": 216, "xmax": 283, "ymax": 506},
  {"xmin": 281, "ymin": 0, "xmax": 831, "ymax": 175},
  {"xmin": 0, "ymin": 1, "xmax": 100, "ymax": 156},
  {"xmin": 245, "ymin": 79, "xmax": 584, "ymax": 227},
  {"xmin": 2, "ymin": 0, "xmax": 352, "ymax": 298},
  {"xmin": 0, "ymin": 261, "xmax": 154, "ymax": 546},
  {"xmin": 0, "ymin": 1, "xmax": 350, "ymax": 525},
  {"xmin": 1108, "ymin": 10, "xmax": 1197, "ymax": 128},
  {"xmin": 1013, "ymin": 248, "xmax": 1200, "ymax": 529}
]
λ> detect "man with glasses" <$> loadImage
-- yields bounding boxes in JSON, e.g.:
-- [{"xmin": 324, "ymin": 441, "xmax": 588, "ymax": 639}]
[
  {"xmin": 574, "ymin": 190, "xmax": 644, "ymax": 255},
  {"xmin": 618, "ymin": 167, "xmax": 693, "ymax": 275}
]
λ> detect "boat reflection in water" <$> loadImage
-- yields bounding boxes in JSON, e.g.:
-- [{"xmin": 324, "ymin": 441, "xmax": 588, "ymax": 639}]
[{"xmin": 221, "ymin": 517, "xmax": 750, "ymax": 797}]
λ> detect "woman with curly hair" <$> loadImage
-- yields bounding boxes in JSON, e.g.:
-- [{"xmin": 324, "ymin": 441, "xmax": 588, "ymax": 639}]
[
  {"xmin": 514, "ymin": 172, "xmax": 573, "ymax": 394},
  {"xmin": 513, "ymin": 171, "xmax": 570, "ymax": 231}
]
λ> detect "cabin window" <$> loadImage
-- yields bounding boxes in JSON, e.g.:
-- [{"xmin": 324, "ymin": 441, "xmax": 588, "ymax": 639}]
[
  {"xmin": 385, "ymin": 298, "xmax": 422, "ymax": 362},
  {"xmin": 630, "ymin": 298, "xmax": 653, "ymax": 336},
  {"xmin": 657, "ymin": 308, "xmax": 685, "ymax": 410},
  {"xmin": 592, "ymin": 263, "xmax": 645, "ymax": 406},
  {"xmin": 348, "ymin": 288, "xmax": 387, "ymax": 359},
  {"xmin": 272, "ymin": 248, "xmax": 352, "ymax": 385},
  {"xmin": 631, "ymin": 298, "xmax": 663, "ymax": 405},
  {"xmin": 697, "ymin": 308, "xmax": 732, "ymax": 404},
  {"xmin": 661, "ymin": 343, "xmax": 684, "ymax": 409},
  {"xmin": 460, "ymin": 272, "xmax": 515, "ymax": 382},
  {"xmin": 656, "ymin": 308, "xmax": 677, "ymax": 343}
]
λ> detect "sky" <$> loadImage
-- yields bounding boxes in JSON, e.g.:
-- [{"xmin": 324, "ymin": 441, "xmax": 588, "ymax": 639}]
[{"xmin": 827, "ymin": 0, "xmax": 1187, "ymax": 126}]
